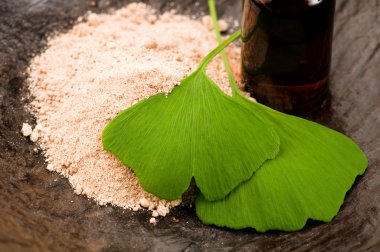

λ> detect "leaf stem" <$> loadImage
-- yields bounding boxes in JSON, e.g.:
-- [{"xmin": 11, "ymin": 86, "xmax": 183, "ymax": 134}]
[
  {"xmin": 198, "ymin": 30, "xmax": 241, "ymax": 73},
  {"xmin": 207, "ymin": 0, "xmax": 242, "ymax": 96}
]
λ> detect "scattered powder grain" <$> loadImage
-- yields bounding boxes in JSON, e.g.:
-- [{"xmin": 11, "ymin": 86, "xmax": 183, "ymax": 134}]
[
  {"xmin": 29, "ymin": 129, "xmax": 39, "ymax": 142},
  {"xmin": 27, "ymin": 3, "xmax": 241, "ymax": 216},
  {"xmin": 21, "ymin": 123, "xmax": 33, "ymax": 137},
  {"xmin": 21, "ymin": 122, "xmax": 41, "ymax": 142},
  {"xmin": 149, "ymin": 217, "xmax": 157, "ymax": 225}
]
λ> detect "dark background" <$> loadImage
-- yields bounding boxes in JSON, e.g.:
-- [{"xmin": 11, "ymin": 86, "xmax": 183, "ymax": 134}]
[{"xmin": 0, "ymin": 0, "xmax": 379, "ymax": 251}]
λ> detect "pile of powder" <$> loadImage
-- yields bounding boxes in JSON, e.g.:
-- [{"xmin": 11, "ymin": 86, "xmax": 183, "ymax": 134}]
[{"xmin": 27, "ymin": 2, "xmax": 241, "ymax": 218}]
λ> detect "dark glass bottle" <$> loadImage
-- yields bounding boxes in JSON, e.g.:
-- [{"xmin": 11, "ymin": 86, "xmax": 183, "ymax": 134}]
[{"xmin": 241, "ymin": 0, "xmax": 336, "ymax": 116}]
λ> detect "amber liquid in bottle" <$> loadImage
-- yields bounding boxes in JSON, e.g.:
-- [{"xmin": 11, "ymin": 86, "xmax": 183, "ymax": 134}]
[{"xmin": 241, "ymin": 0, "xmax": 336, "ymax": 116}]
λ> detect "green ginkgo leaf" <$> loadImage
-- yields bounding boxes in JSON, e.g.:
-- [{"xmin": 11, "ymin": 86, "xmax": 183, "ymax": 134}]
[
  {"xmin": 102, "ymin": 31, "xmax": 279, "ymax": 201},
  {"xmin": 196, "ymin": 99, "xmax": 368, "ymax": 231},
  {"xmin": 196, "ymin": 0, "xmax": 368, "ymax": 231}
]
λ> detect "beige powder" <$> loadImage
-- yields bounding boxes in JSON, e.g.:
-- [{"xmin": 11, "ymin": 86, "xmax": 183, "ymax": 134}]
[{"xmin": 27, "ymin": 3, "xmax": 241, "ymax": 217}]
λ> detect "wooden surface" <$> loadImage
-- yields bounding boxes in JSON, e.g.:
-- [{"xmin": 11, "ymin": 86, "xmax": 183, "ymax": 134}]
[{"xmin": 0, "ymin": 0, "xmax": 379, "ymax": 251}]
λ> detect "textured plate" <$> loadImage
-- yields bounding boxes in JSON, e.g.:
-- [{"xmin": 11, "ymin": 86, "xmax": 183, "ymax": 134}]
[{"xmin": 0, "ymin": 0, "xmax": 379, "ymax": 251}]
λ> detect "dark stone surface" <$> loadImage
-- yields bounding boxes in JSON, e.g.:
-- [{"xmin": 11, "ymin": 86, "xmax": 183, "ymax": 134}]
[{"xmin": 0, "ymin": 0, "xmax": 379, "ymax": 251}]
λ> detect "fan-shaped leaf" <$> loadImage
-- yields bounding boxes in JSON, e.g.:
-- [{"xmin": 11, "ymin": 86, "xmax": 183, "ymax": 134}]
[
  {"xmin": 196, "ymin": 98, "xmax": 368, "ymax": 231},
  {"xmin": 102, "ymin": 68, "xmax": 279, "ymax": 201}
]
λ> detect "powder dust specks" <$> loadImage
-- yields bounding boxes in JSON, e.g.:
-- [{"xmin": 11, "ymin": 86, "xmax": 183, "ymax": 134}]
[{"xmin": 27, "ymin": 3, "xmax": 240, "ymax": 216}]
